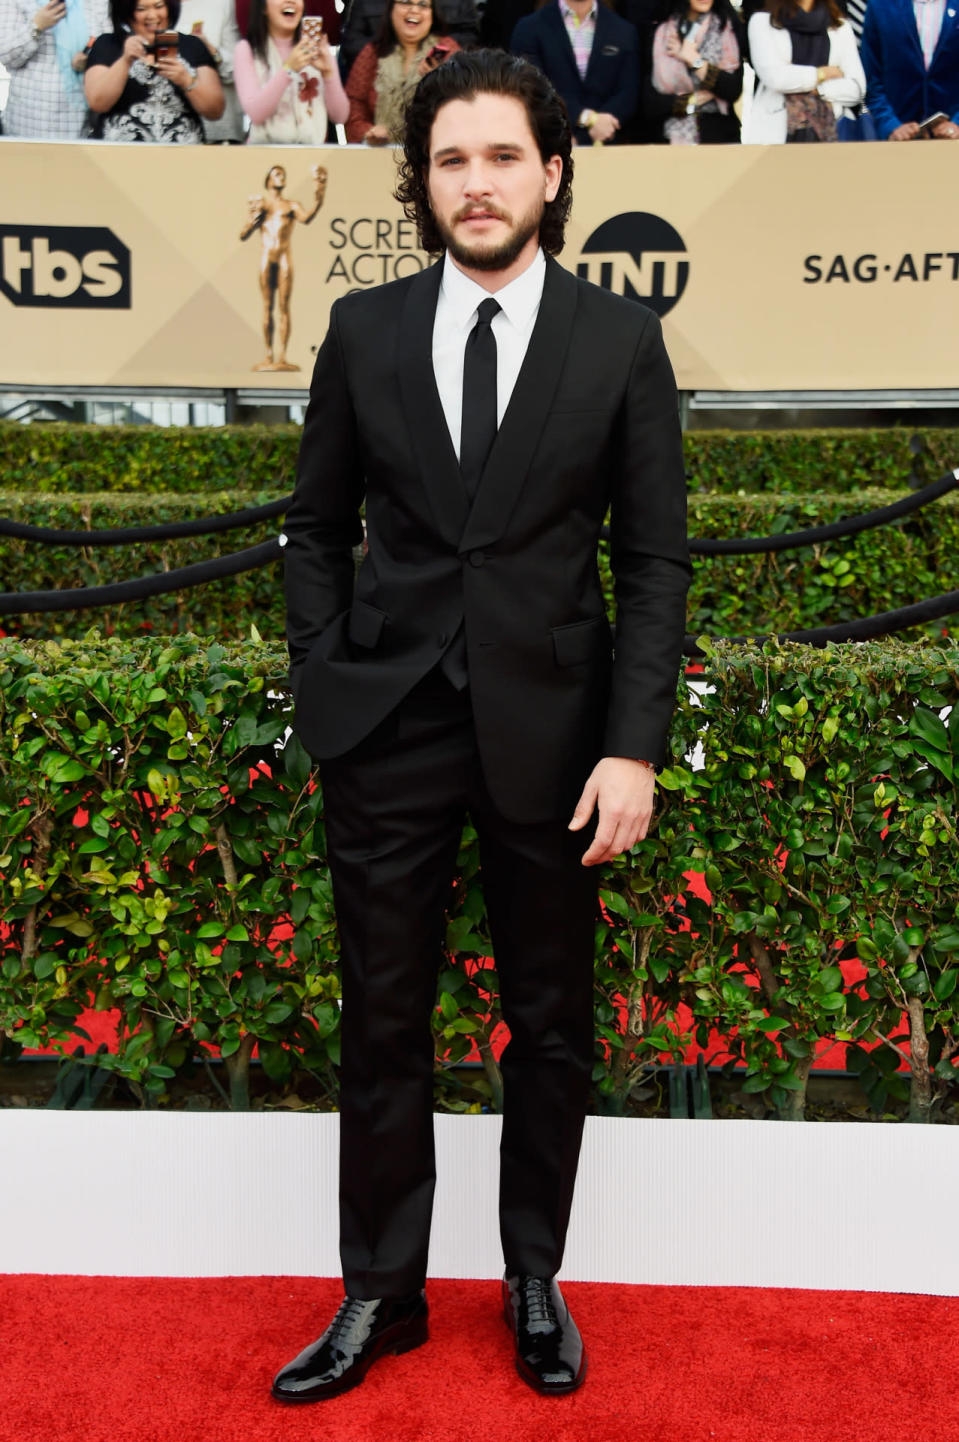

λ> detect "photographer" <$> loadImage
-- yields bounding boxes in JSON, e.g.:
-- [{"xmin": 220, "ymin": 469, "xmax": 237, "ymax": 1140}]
[{"xmin": 84, "ymin": 0, "xmax": 224, "ymax": 141}]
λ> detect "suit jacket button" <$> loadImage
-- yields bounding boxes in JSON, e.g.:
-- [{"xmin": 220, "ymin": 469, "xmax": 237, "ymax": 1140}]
[{"xmin": 469, "ymin": 551, "xmax": 486, "ymax": 568}]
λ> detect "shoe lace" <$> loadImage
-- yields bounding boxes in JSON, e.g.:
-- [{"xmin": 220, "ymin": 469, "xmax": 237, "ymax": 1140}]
[
  {"xmin": 327, "ymin": 1295, "xmax": 368, "ymax": 1341},
  {"xmin": 521, "ymin": 1277, "xmax": 558, "ymax": 1331}
]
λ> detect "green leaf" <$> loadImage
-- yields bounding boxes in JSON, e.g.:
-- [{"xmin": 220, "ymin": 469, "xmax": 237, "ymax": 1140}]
[
  {"xmin": 263, "ymin": 1001, "xmax": 294, "ymax": 1025},
  {"xmin": 933, "ymin": 970, "xmax": 958, "ymax": 1002},
  {"xmin": 910, "ymin": 707, "xmax": 950, "ymax": 752},
  {"xmin": 166, "ymin": 707, "xmax": 188, "ymax": 740}
]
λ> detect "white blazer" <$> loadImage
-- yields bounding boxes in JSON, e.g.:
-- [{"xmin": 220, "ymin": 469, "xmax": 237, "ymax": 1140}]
[{"xmin": 743, "ymin": 11, "xmax": 866, "ymax": 144}]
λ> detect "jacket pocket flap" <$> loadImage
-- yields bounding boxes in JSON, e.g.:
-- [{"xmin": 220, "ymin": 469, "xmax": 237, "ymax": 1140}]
[
  {"xmin": 348, "ymin": 600, "xmax": 388, "ymax": 649},
  {"xmin": 551, "ymin": 615, "xmax": 607, "ymax": 667}
]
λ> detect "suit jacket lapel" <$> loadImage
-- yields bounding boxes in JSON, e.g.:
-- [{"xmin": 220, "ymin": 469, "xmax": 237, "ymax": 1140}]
[
  {"xmin": 397, "ymin": 259, "xmax": 470, "ymax": 548},
  {"xmin": 584, "ymin": 4, "xmax": 611, "ymax": 86},
  {"xmin": 459, "ymin": 257, "xmax": 578, "ymax": 555},
  {"xmin": 899, "ymin": 0, "xmax": 926, "ymax": 63},
  {"xmin": 932, "ymin": 0, "xmax": 958, "ymax": 64},
  {"xmin": 544, "ymin": 1, "xmax": 583, "ymax": 88}
]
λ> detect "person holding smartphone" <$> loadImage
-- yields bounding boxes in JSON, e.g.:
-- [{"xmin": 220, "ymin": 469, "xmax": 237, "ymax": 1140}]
[
  {"xmin": 345, "ymin": 0, "xmax": 459, "ymax": 143},
  {"xmin": 0, "ymin": 0, "xmax": 109, "ymax": 137},
  {"xmin": 84, "ymin": 0, "xmax": 224, "ymax": 140},
  {"xmin": 233, "ymin": 0, "xmax": 348, "ymax": 144},
  {"xmin": 860, "ymin": 0, "xmax": 959, "ymax": 140}
]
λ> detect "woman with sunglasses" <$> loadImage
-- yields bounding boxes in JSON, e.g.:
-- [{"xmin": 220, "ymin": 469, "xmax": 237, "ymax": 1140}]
[{"xmin": 345, "ymin": 0, "xmax": 458, "ymax": 144}]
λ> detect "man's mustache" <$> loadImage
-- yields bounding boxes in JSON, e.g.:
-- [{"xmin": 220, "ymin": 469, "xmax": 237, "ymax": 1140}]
[{"xmin": 453, "ymin": 205, "xmax": 510, "ymax": 224}]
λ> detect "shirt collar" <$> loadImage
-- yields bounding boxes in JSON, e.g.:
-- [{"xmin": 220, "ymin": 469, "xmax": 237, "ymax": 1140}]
[
  {"xmin": 440, "ymin": 248, "xmax": 547, "ymax": 331},
  {"xmin": 560, "ymin": 0, "xmax": 597, "ymax": 22}
]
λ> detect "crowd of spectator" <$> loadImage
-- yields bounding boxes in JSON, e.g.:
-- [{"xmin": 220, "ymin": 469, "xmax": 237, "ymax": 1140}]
[{"xmin": 0, "ymin": 0, "xmax": 956, "ymax": 143}]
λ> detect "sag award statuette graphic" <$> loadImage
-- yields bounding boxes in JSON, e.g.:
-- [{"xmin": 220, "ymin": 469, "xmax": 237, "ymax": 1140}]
[{"xmin": 239, "ymin": 163, "xmax": 327, "ymax": 372}]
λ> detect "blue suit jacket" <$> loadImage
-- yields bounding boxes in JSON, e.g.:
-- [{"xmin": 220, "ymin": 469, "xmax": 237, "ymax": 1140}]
[
  {"xmin": 511, "ymin": 2, "xmax": 640, "ymax": 143},
  {"xmin": 861, "ymin": 0, "xmax": 959, "ymax": 137}
]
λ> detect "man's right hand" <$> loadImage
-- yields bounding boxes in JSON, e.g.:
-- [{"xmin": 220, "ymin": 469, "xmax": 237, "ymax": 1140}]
[
  {"xmin": 889, "ymin": 121, "xmax": 920, "ymax": 140},
  {"xmin": 34, "ymin": 1, "xmax": 66, "ymax": 31},
  {"xmin": 588, "ymin": 111, "xmax": 619, "ymax": 144}
]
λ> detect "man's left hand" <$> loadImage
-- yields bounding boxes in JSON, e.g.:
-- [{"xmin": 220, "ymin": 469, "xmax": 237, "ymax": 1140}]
[
  {"xmin": 932, "ymin": 118, "xmax": 959, "ymax": 139},
  {"xmin": 569, "ymin": 757, "xmax": 655, "ymax": 867},
  {"xmin": 588, "ymin": 111, "xmax": 619, "ymax": 144}
]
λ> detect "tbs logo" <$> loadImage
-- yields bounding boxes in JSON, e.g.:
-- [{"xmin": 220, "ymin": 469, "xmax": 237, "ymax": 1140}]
[
  {"xmin": 0, "ymin": 225, "xmax": 131, "ymax": 309},
  {"xmin": 578, "ymin": 213, "xmax": 688, "ymax": 318}
]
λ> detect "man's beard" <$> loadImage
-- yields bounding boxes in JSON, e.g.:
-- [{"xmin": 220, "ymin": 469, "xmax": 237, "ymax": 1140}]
[{"xmin": 433, "ymin": 195, "xmax": 545, "ymax": 273}]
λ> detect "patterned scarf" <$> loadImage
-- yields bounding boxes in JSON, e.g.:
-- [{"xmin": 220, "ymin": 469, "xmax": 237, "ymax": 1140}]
[
  {"xmin": 374, "ymin": 36, "xmax": 437, "ymax": 142},
  {"xmin": 652, "ymin": 13, "xmax": 739, "ymax": 145},
  {"xmin": 250, "ymin": 34, "xmax": 328, "ymax": 144}
]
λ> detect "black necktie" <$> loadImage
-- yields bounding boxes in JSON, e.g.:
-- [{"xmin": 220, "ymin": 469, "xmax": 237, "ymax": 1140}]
[{"xmin": 460, "ymin": 297, "xmax": 501, "ymax": 498}]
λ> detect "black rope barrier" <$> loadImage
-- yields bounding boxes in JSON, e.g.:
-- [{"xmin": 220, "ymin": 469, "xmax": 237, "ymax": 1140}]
[
  {"xmin": 683, "ymin": 588, "xmax": 959, "ymax": 657},
  {"xmin": 2, "ymin": 466, "xmax": 957, "ymax": 553},
  {"xmin": 0, "ymin": 496, "xmax": 289, "ymax": 546},
  {"xmin": 0, "ymin": 539, "xmax": 280, "ymax": 615},
  {"xmin": 689, "ymin": 467, "xmax": 959, "ymax": 555}
]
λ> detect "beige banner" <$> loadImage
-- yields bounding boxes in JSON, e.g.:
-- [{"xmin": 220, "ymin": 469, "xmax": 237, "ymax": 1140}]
[{"xmin": 0, "ymin": 139, "xmax": 956, "ymax": 391}]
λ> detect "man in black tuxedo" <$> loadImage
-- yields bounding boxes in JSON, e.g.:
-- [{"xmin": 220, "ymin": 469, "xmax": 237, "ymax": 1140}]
[{"xmin": 273, "ymin": 48, "xmax": 689, "ymax": 1403}]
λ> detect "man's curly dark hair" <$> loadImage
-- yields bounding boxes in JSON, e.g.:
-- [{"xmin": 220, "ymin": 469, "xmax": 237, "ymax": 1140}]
[{"xmin": 395, "ymin": 49, "xmax": 574, "ymax": 258}]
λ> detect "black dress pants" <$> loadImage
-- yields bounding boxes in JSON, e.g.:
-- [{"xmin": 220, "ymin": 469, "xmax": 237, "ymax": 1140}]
[{"xmin": 320, "ymin": 669, "xmax": 598, "ymax": 1300}]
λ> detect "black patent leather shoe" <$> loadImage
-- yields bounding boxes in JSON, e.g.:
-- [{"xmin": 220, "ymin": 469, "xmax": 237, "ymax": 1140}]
[
  {"xmin": 271, "ymin": 1291, "xmax": 429, "ymax": 1403},
  {"xmin": 502, "ymin": 1274, "xmax": 586, "ymax": 1395}
]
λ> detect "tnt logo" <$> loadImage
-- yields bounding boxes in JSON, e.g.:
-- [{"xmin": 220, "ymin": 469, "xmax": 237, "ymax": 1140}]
[
  {"xmin": 578, "ymin": 213, "xmax": 688, "ymax": 318},
  {"xmin": 0, "ymin": 225, "xmax": 131, "ymax": 309}
]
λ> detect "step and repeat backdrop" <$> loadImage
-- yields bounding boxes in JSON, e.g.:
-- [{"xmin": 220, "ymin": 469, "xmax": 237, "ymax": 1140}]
[{"xmin": 0, "ymin": 139, "xmax": 956, "ymax": 392}]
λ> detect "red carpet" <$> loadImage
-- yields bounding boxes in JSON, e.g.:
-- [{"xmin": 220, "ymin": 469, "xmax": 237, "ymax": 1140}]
[{"xmin": 1, "ymin": 1277, "xmax": 956, "ymax": 1442}]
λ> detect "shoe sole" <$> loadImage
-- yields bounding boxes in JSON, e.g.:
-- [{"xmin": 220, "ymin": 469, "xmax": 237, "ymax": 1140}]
[
  {"xmin": 271, "ymin": 1317, "xmax": 429, "ymax": 1404},
  {"xmin": 502, "ymin": 1301, "xmax": 587, "ymax": 1396}
]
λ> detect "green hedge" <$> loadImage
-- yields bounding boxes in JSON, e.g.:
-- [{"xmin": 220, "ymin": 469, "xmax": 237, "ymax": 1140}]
[
  {"xmin": 1, "ymin": 634, "xmax": 956, "ymax": 1119},
  {"xmin": 2, "ymin": 422, "xmax": 957, "ymax": 496},
  {"xmin": 3, "ymin": 487, "xmax": 956, "ymax": 645},
  {"xmin": 0, "ymin": 425, "xmax": 298, "ymax": 496}
]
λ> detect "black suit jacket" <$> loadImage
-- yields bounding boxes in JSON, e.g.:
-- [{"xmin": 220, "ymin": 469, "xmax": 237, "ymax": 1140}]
[
  {"xmin": 510, "ymin": 3, "xmax": 641, "ymax": 144},
  {"xmin": 284, "ymin": 256, "xmax": 690, "ymax": 824}
]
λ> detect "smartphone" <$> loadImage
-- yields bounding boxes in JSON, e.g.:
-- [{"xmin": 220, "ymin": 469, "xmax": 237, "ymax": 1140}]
[
  {"xmin": 302, "ymin": 15, "xmax": 323, "ymax": 42},
  {"xmin": 149, "ymin": 29, "xmax": 179, "ymax": 58},
  {"xmin": 918, "ymin": 111, "xmax": 948, "ymax": 137},
  {"xmin": 425, "ymin": 43, "xmax": 449, "ymax": 64}
]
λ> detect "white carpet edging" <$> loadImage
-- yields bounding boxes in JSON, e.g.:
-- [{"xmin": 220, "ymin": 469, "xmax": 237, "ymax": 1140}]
[{"xmin": 3, "ymin": 1111, "xmax": 957, "ymax": 1293}]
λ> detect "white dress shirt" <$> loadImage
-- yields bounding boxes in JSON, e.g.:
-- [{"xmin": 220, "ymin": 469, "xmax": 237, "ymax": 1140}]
[{"xmin": 432, "ymin": 248, "xmax": 547, "ymax": 461}]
